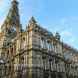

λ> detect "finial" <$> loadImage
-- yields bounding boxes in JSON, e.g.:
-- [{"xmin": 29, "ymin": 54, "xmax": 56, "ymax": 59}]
[
  {"xmin": 12, "ymin": 0, "xmax": 18, "ymax": 4},
  {"xmin": 29, "ymin": 16, "xmax": 37, "ymax": 24},
  {"xmin": 12, "ymin": 0, "xmax": 17, "ymax": 1},
  {"xmin": 55, "ymin": 32, "xmax": 61, "ymax": 40},
  {"xmin": 31, "ymin": 16, "xmax": 37, "ymax": 23}
]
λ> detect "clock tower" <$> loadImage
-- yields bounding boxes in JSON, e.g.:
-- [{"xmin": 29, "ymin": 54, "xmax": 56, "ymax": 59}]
[{"xmin": 1, "ymin": 0, "xmax": 21, "ymax": 37}]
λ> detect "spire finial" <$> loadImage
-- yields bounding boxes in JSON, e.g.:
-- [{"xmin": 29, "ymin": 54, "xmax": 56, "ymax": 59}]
[
  {"xmin": 12, "ymin": 0, "xmax": 18, "ymax": 4},
  {"xmin": 12, "ymin": 0, "xmax": 17, "ymax": 1},
  {"xmin": 55, "ymin": 32, "xmax": 61, "ymax": 40},
  {"xmin": 29, "ymin": 16, "xmax": 37, "ymax": 24}
]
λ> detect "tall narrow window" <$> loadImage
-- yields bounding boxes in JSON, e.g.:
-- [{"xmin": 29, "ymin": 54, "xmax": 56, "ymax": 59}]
[
  {"xmin": 40, "ymin": 38, "xmax": 44, "ymax": 48},
  {"xmin": 21, "ymin": 37, "xmax": 26, "ymax": 50}
]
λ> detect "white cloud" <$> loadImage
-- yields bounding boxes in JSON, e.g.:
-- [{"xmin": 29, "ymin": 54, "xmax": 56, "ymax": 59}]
[
  {"xmin": 61, "ymin": 30, "xmax": 72, "ymax": 37},
  {"xmin": 60, "ymin": 30, "xmax": 75, "ymax": 44},
  {"xmin": 0, "ymin": 0, "xmax": 4, "ymax": 6},
  {"xmin": 51, "ymin": 17, "xmax": 78, "ymax": 49}
]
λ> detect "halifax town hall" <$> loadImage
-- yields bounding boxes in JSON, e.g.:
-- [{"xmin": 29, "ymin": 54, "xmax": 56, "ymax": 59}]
[{"xmin": 0, "ymin": 0, "xmax": 78, "ymax": 78}]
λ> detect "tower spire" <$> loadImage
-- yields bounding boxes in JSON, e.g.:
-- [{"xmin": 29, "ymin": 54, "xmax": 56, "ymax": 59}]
[
  {"xmin": 12, "ymin": 0, "xmax": 18, "ymax": 5},
  {"xmin": 1, "ymin": 0, "xmax": 21, "ymax": 35}
]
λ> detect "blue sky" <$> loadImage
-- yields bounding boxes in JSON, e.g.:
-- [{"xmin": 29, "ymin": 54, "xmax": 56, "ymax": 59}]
[{"xmin": 0, "ymin": 0, "xmax": 78, "ymax": 49}]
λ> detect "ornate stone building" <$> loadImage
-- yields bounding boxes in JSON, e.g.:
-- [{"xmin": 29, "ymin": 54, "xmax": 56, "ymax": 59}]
[{"xmin": 0, "ymin": 0, "xmax": 78, "ymax": 78}]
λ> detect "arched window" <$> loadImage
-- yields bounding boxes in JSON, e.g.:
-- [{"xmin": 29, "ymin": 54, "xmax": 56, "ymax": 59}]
[
  {"xmin": 49, "ymin": 43, "xmax": 53, "ymax": 51},
  {"xmin": 21, "ymin": 37, "xmax": 26, "ymax": 49},
  {"xmin": 47, "ymin": 40, "xmax": 52, "ymax": 51},
  {"xmin": 11, "ymin": 47, "xmax": 13, "ymax": 55},
  {"xmin": 40, "ymin": 38, "xmax": 44, "ymax": 48},
  {"xmin": 7, "ymin": 50, "xmax": 9, "ymax": 58}
]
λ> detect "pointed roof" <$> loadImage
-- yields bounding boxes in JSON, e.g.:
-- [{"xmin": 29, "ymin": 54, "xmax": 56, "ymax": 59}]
[
  {"xmin": 1, "ymin": 0, "xmax": 20, "ymax": 28},
  {"xmin": 13, "ymin": 0, "xmax": 17, "ymax": 1},
  {"xmin": 12, "ymin": 0, "xmax": 18, "ymax": 4},
  {"xmin": 8, "ymin": 0, "xmax": 19, "ymax": 24},
  {"xmin": 29, "ymin": 16, "xmax": 37, "ymax": 24}
]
